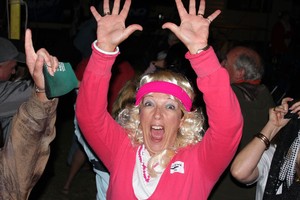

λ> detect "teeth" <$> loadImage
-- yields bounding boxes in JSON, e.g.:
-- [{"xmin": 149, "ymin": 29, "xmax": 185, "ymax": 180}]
[{"xmin": 152, "ymin": 126, "xmax": 163, "ymax": 130}]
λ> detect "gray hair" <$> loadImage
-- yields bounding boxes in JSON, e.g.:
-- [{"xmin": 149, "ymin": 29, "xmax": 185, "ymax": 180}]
[{"xmin": 234, "ymin": 53, "xmax": 264, "ymax": 81}]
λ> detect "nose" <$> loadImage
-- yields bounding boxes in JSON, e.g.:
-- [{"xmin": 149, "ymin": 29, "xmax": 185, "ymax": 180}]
[{"xmin": 154, "ymin": 107, "xmax": 162, "ymax": 120}]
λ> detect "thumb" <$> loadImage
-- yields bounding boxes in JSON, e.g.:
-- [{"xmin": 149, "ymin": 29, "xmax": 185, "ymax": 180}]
[
  {"xmin": 162, "ymin": 22, "xmax": 181, "ymax": 40},
  {"xmin": 162, "ymin": 22, "xmax": 178, "ymax": 33},
  {"xmin": 124, "ymin": 24, "xmax": 143, "ymax": 39}
]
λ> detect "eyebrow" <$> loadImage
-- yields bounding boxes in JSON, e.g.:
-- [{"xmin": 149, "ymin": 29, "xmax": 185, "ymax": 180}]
[{"xmin": 143, "ymin": 95, "xmax": 180, "ymax": 106}]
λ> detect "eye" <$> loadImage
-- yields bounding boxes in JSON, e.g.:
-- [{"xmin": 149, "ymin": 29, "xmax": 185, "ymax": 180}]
[
  {"xmin": 166, "ymin": 103, "xmax": 176, "ymax": 110},
  {"xmin": 143, "ymin": 100, "xmax": 154, "ymax": 107}
]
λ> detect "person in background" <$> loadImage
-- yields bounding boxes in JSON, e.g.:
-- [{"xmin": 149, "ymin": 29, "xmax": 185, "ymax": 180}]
[
  {"xmin": 0, "ymin": 29, "xmax": 59, "ymax": 199},
  {"xmin": 61, "ymin": 18, "xmax": 97, "ymax": 193},
  {"xmin": 224, "ymin": 46, "xmax": 275, "ymax": 147},
  {"xmin": 209, "ymin": 46, "xmax": 275, "ymax": 200},
  {"xmin": 107, "ymin": 54, "xmax": 136, "ymax": 113},
  {"xmin": 62, "ymin": 76, "xmax": 138, "ymax": 198},
  {"xmin": 231, "ymin": 98, "xmax": 300, "ymax": 199},
  {"xmin": 143, "ymin": 31, "xmax": 180, "ymax": 75},
  {"xmin": 111, "ymin": 78, "xmax": 137, "ymax": 120},
  {"xmin": 0, "ymin": 37, "xmax": 33, "ymax": 144},
  {"xmin": 76, "ymin": 0, "xmax": 243, "ymax": 199},
  {"xmin": 61, "ymin": 129, "xmax": 90, "ymax": 195},
  {"xmin": 70, "ymin": 108, "xmax": 110, "ymax": 199}
]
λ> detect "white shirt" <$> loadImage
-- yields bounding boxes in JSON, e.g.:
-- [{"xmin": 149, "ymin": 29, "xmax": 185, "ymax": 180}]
[
  {"xmin": 133, "ymin": 145, "xmax": 163, "ymax": 199},
  {"xmin": 255, "ymin": 145, "xmax": 276, "ymax": 200}
]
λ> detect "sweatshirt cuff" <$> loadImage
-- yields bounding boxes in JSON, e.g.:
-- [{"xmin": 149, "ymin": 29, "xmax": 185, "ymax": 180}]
[
  {"xmin": 89, "ymin": 42, "xmax": 119, "ymax": 75},
  {"xmin": 92, "ymin": 40, "xmax": 119, "ymax": 55}
]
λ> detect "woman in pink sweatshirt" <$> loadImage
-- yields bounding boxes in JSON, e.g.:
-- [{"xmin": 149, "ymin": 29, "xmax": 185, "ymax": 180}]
[{"xmin": 76, "ymin": 0, "xmax": 243, "ymax": 199}]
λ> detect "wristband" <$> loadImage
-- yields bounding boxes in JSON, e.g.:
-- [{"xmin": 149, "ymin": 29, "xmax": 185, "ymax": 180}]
[
  {"xmin": 254, "ymin": 133, "xmax": 270, "ymax": 150},
  {"xmin": 35, "ymin": 85, "xmax": 46, "ymax": 93},
  {"xmin": 93, "ymin": 41, "xmax": 119, "ymax": 55},
  {"xmin": 196, "ymin": 45, "xmax": 210, "ymax": 54}
]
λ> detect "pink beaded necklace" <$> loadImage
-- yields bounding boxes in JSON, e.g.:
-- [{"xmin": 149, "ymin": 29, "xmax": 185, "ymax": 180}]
[{"xmin": 138, "ymin": 145, "xmax": 150, "ymax": 183}]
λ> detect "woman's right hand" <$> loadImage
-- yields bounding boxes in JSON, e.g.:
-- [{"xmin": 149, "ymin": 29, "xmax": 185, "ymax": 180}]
[
  {"xmin": 90, "ymin": 0, "xmax": 143, "ymax": 52},
  {"xmin": 269, "ymin": 97, "xmax": 296, "ymax": 128}
]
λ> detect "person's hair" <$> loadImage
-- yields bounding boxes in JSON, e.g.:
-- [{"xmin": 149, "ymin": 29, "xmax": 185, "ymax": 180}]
[
  {"xmin": 118, "ymin": 69, "xmax": 205, "ymax": 177},
  {"xmin": 112, "ymin": 79, "xmax": 137, "ymax": 120},
  {"xmin": 233, "ymin": 47, "xmax": 264, "ymax": 81}
]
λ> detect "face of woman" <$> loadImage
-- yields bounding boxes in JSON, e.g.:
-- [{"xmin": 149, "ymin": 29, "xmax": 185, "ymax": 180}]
[{"xmin": 139, "ymin": 92, "xmax": 183, "ymax": 155}]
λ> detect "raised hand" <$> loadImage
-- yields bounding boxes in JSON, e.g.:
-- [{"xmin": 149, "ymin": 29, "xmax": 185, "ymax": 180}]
[
  {"xmin": 162, "ymin": 0, "xmax": 221, "ymax": 54},
  {"xmin": 269, "ymin": 97, "xmax": 293, "ymax": 128},
  {"xmin": 24, "ymin": 29, "xmax": 59, "ymax": 100},
  {"xmin": 91, "ymin": 0, "xmax": 143, "ymax": 52}
]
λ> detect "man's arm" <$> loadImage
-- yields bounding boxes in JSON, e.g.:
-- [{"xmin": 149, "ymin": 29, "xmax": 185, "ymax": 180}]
[
  {"xmin": 0, "ymin": 92, "xmax": 58, "ymax": 199},
  {"xmin": 0, "ymin": 28, "xmax": 60, "ymax": 199}
]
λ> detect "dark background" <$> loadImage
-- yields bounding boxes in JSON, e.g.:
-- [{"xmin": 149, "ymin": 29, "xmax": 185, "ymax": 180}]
[{"xmin": 1, "ymin": 0, "xmax": 300, "ymax": 199}]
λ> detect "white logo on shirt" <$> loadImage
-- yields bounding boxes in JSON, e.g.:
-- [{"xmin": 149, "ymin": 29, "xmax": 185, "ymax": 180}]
[{"xmin": 170, "ymin": 161, "xmax": 184, "ymax": 174}]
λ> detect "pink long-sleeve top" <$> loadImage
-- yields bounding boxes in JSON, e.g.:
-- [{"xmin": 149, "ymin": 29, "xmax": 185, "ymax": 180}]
[{"xmin": 76, "ymin": 44, "xmax": 243, "ymax": 200}]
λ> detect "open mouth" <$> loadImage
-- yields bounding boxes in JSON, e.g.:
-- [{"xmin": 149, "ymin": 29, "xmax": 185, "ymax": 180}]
[{"xmin": 151, "ymin": 125, "xmax": 164, "ymax": 141}]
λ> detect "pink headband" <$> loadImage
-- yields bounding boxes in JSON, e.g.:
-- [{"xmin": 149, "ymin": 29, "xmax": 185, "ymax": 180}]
[{"xmin": 135, "ymin": 81, "xmax": 192, "ymax": 111}]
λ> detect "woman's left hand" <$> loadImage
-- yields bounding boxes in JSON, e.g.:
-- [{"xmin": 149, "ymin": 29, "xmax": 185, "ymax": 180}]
[
  {"xmin": 162, "ymin": 0, "xmax": 221, "ymax": 54},
  {"xmin": 270, "ymin": 97, "xmax": 299, "ymax": 127}
]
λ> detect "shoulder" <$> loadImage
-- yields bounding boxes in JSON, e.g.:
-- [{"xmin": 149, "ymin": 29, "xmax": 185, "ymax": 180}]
[{"xmin": 232, "ymin": 83, "xmax": 273, "ymax": 102}]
